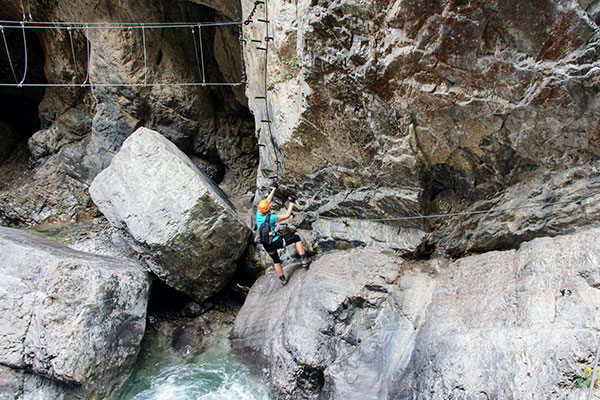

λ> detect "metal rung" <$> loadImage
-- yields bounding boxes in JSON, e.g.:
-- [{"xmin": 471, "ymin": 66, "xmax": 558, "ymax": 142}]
[
  {"xmin": 258, "ymin": 19, "xmax": 269, "ymax": 23},
  {"xmin": 261, "ymin": 119, "xmax": 272, "ymax": 123},
  {"xmin": 265, "ymin": 36, "xmax": 274, "ymax": 41},
  {"xmin": 256, "ymin": 46, "xmax": 267, "ymax": 51},
  {"xmin": 255, "ymin": 96, "xmax": 266, "ymax": 99},
  {"xmin": 251, "ymin": 39, "xmax": 262, "ymax": 43}
]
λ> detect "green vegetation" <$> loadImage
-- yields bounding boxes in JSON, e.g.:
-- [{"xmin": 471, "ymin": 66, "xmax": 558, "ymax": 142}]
[
  {"xmin": 282, "ymin": 58, "xmax": 300, "ymax": 80},
  {"xmin": 574, "ymin": 364, "xmax": 600, "ymax": 390}
]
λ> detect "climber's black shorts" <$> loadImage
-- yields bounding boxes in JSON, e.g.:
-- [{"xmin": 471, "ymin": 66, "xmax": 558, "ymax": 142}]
[{"xmin": 262, "ymin": 234, "xmax": 301, "ymax": 264}]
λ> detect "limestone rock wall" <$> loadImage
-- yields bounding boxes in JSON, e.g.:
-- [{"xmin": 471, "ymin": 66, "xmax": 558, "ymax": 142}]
[
  {"xmin": 0, "ymin": 0, "xmax": 258, "ymax": 226},
  {"xmin": 0, "ymin": 227, "xmax": 150, "ymax": 399},
  {"xmin": 243, "ymin": 0, "xmax": 600, "ymax": 256},
  {"xmin": 232, "ymin": 227, "xmax": 600, "ymax": 399}
]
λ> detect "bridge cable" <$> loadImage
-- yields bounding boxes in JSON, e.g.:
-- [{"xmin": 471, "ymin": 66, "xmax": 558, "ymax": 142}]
[
  {"xmin": 0, "ymin": 19, "xmax": 253, "ymax": 87},
  {"xmin": 141, "ymin": 24, "xmax": 147, "ymax": 86},
  {"xmin": 197, "ymin": 24, "xmax": 206, "ymax": 85},
  {"xmin": 20, "ymin": 0, "xmax": 26, "ymax": 21},
  {"xmin": 191, "ymin": 26, "xmax": 202, "ymax": 84},
  {"xmin": 67, "ymin": 27, "xmax": 78, "ymax": 81},
  {"xmin": 17, "ymin": 21, "xmax": 27, "ymax": 86},
  {"xmin": 26, "ymin": 0, "xmax": 33, "ymax": 21},
  {"xmin": 0, "ymin": 27, "xmax": 19, "ymax": 83},
  {"xmin": 82, "ymin": 24, "xmax": 90, "ymax": 86}
]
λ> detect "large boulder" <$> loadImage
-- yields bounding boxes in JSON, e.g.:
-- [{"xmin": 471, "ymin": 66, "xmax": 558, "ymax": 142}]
[
  {"xmin": 232, "ymin": 250, "xmax": 411, "ymax": 399},
  {"xmin": 0, "ymin": 0, "xmax": 257, "ymax": 227},
  {"xmin": 232, "ymin": 227, "xmax": 600, "ymax": 399},
  {"xmin": 0, "ymin": 226, "xmax": 150, "ymax": 398},
  {"xmin": 89, "ymin": 127, "xmax": 251, "ymax": 303}
]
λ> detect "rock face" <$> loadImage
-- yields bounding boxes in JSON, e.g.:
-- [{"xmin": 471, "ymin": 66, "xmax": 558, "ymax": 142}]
[
  {"xmin": 312, "ymin": 218, "xmax": 426, "ymax": 255},
  {"xmin": 89, "ymin": 127, "xmax": 251, "ymax": 303},
  {"xmin": 243, "ymin": 0, "xmax": 600, "ymax": 257},
  {"xmin": 0, "ymin": 226, "xmax": 150, "ymax": 398},
  {"xmin": 232, "ymin": 227, "xmax": 600, "ymax": 399},
  {"xmin": 0, "ymin": 122, "xmax": 19, "ymax": 164},
  {"xmin": 0, "ymin": 0, "xmax": 257, "ymax": 226}
]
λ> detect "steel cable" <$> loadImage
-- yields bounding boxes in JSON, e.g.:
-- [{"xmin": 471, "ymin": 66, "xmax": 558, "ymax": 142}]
[
  {"xmin": 1, "ymin": 27, "xmax": 19, "ymax": 83},
  {"xmin": 18, "ymin": 21, "xmax": 27, "ymax": 86},
  {"xmin": 67, "ymin": 27, "xmax": 78, "ymax": 81},
  {"xmin": 316, "ymin": 191, "xmax": 599, "ymax": 223}
]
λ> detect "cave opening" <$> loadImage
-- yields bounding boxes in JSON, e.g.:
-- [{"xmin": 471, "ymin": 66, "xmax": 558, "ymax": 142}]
[
  {"xmin": 147, "ymin": 274, "xmax": 195, "ymax": 316},
  {"xmin": 0, "ymin": 20, "xmax": 46, "ymax": 152}
]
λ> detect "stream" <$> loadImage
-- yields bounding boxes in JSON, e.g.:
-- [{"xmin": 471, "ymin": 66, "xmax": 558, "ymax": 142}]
[{"xmin": 109, "ymin": 324, "xmax": 270, "ymax": 400}]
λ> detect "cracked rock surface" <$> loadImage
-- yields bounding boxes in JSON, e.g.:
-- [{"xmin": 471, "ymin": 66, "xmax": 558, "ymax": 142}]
[
  {"xmin": 243, "ymin": 0, "xmax": 600, "ymax": 257},
  {"xmin": 0, "ymin": 227, "xmax": 149, "ymax": 399},
  {"xmin": 232, "ymin": 227, "xmax": 600, "ymax": 399}
]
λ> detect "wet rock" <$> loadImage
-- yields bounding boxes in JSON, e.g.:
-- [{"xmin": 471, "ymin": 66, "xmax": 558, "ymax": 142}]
[
  {"xmin": 89, "ymin": 127, "xmax": 251, "ymax": 303},
  {"xmin": 232, "ymin": 227, "xmax": 600, "ymax": 399},
  {"xmin": 0, "ymin": 226, "xmax": 150, "ymax": 398},
  {"xmin": 171, "ymin": 318, "xmax": 212, "ymax": 357}
]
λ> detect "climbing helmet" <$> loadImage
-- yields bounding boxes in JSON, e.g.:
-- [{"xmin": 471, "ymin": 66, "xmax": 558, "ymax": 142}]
[{"xmin": 258, "ymin": 200, "xmax": 270, "ymax": 214}]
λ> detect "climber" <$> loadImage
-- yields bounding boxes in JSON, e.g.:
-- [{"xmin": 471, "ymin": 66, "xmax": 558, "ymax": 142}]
[{"xmin": 256, "ymin": 183, "xmax": 310, "ymax": 285}]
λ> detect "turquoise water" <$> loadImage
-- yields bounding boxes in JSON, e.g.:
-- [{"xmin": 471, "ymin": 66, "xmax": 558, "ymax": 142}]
[{"xmin": 110, "ymin": 324, "xmax": 270, "ymax": 400}]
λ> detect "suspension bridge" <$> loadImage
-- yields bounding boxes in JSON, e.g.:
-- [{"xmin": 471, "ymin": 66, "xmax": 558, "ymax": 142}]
[{"xmin": 0, "ymin": 1, "xmax": 267, "ymax": 87}]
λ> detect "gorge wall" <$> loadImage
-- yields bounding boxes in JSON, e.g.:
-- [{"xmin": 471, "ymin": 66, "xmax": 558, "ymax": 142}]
[
  {"xmin": 234, "ymin": 0, "xmax": 600, "ymax": 398},
  {"xmin": 0, "ymin": 0, "xmax": 259, "ymax": 398},
  {"xmin": 0, "ymin": 0, "xmax": 599, "ymax": 399},
  {"xmin": 243, "ymin": 0, "xmax": 600, "ymax": 258},
  {"xmin": 0, "ymin": 0, "xmax": 258, "ymax": 226}
]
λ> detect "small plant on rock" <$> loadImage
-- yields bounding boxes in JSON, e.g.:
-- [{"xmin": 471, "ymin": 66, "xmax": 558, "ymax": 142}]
[
  {"xmin": 281, "ymin": 58, "xmax": 300, "ymax": 80},
  {"xmin": 574, "ymin": 364, "xmax": 600, "ymax": 390}
]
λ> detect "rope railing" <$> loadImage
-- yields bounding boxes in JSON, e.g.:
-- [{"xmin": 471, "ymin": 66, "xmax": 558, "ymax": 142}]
[
  {"xmin": 0, "ymin": 26, "xmax": 18, "ymax": 83},
  {"xmin": 0, "ymin": 20, "xmax": 244, "ymax": 29}
]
